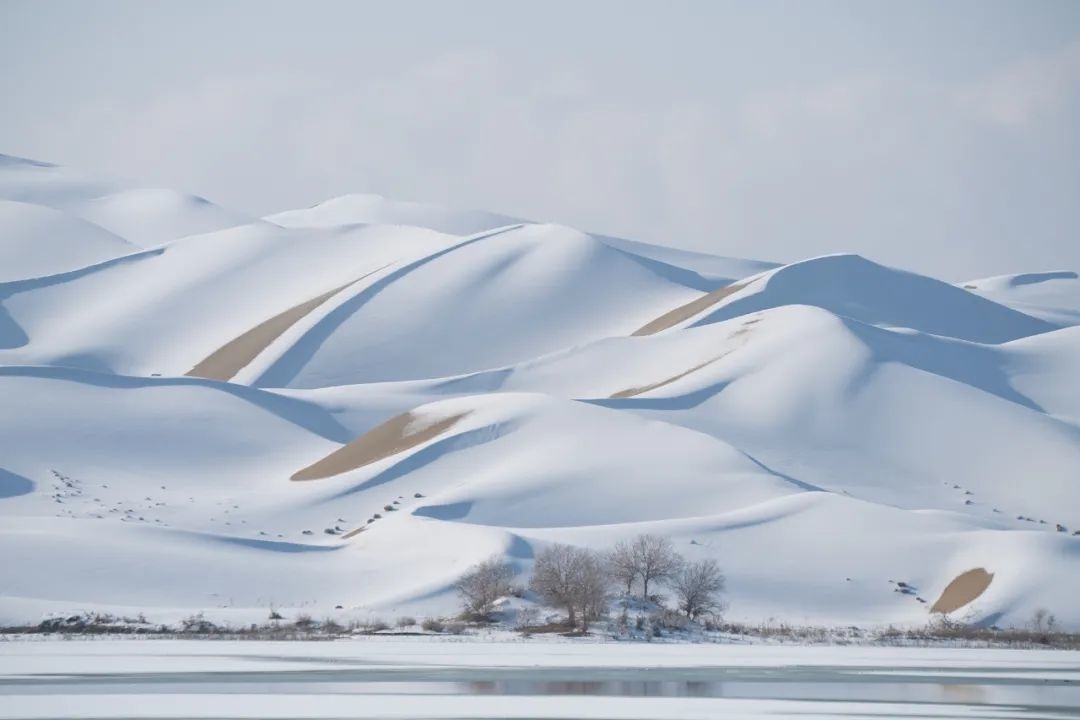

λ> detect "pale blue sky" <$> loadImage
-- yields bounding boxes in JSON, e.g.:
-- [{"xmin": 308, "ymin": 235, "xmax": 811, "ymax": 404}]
[{"xmin": 2, "ymin": 0, "xmax": 1078, "ymax": 278}]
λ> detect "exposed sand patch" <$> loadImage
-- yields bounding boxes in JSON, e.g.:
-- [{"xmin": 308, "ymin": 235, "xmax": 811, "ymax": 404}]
[
  {"xmin": 632, "ymin": 281, "xmax": 750, "ymax": 336},
  {"xmin": 610, "ymin": 353, "xmax": 730, "ymax": 399},
  {"xmin": 613, "ymin": 316, "xmax": 759, "ymax": 398},
  {"xmin": 290, "ymin": 411, "xmax": 470, "ymax": 481},
  {"xmin": 187, "ymin": 266, "xmax": 386, "ymax": 381},
  {"xmin": 930, "ymin": 568, "xmax": 994, "ymax": 614},
  {"xmin": 342, "ymin": 527, "xmax": 366, "ymax": 539}
]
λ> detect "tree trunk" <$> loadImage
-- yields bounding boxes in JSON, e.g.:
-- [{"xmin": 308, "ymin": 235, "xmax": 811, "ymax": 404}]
[{"xmin": 567, "ymin": 605, "xmax": 576, "ymax": 629}]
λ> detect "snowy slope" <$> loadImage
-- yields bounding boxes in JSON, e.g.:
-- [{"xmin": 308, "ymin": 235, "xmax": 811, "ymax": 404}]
[
  {"xmin": 962, "ymin": 271, "xmax": 1080, "ymax": 326},
  {"xmin": 0, "ymin": 200, "xmax": 135, "ymax": 282},
  {"xmin": 1, "ymin": 154, "xmax": 1078, "ymax": 631},
  {"xmin": 244, "ymin": 223, "xmax": 717, "ymax": 387},
  {"xmin": 0, "ymin": 222, "xmax": 462, "ymax": 375}
]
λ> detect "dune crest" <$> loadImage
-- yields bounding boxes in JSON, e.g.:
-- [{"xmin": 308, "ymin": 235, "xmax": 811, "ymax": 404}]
[
  {"xmin": 291, "ymin": 411, "xmax": 471, "ymax": 481},
  {"xmin": 930, "ymin": 568, "xmax": 994, "ymax": 614}
]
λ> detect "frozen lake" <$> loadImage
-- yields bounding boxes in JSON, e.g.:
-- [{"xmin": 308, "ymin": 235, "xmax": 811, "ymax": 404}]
[{"xmin": 1, "ymin": 638, "xmax": 1078, "ymax": 719}]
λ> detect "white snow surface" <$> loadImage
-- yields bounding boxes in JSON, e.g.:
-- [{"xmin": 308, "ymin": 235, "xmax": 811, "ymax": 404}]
[
  {"xmin": 1, "ymin": 155, "xmax": 1079, "ymax": 630},
  {"xmin": 265, "ymin": 192, "xmax": 524, "ymax": 236},
  {"xmin": 961, "ymin": 270, "xmax": 1080, "ymax": 326}
]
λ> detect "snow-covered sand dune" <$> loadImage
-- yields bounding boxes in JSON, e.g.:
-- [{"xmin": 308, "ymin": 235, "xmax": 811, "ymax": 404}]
[
  {"xmin": 0, "ymin": 154, "xmax": 251, "ymax": 246},
  {"xmin": 1, "ymin": 153, "xmax": 1078, "ymax": 630}
]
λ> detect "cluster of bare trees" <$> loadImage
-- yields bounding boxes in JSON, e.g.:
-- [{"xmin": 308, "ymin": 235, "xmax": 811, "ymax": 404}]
[
  {"xmin": 455, "ymin": 534, "xmax": 726, "ymax": 631},
  {"xmin": 528, "ymin": 544, "xmax": 610, "ymax": 630},
  {"xmin": 608, "ymin": 535, "xmax": 726, "ymax": 620}
]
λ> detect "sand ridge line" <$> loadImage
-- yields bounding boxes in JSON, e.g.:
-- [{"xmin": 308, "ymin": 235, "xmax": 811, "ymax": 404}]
[
  {"xmin": 612, "ymin": 315, "xmax": 761, "ymax": 398},
  {"xmin": 632, "ymin": 280, "xmax": 752, "ymax": 337},
  {"xmin": 291, "ymin": 411, "xmax": 472, "ymax": 481},
  {"xmin": 930, "ymin": 568, "xmax": 994, "ymax": 614},
  {"xmin": 186, "ymin": 264, "xmax": 390, "ymax": 382},
  {"xmin": 610, "ymin": 352, "xmax": 733, "ymax": 399}
]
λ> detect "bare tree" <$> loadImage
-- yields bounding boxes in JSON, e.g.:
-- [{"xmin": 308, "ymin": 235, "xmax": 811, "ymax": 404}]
[
  {"xmin": 672, "ymin": 558, "xmax": 726, "ymax": 620},
  {"xmin": 1030, "ymin": 608, "xmax": 1057, "ymax": 634},
  {"xmin": 630, "ymin": 534, "xmax": 682, "ymax": 599},
  {"xmin": 576, "ymin": 550, "xmax": 612, "ymax": 631},
  {"xmin": 607, "ymin": 539, "xmax": 639, "ymax": 595},
  {"xmin": 607, "ymin": 535, "xmax": 682, "ymax": 599},
  {"xmin": 455, "ymin": 555, "xmax": 515, "ymax": 616},
  {"xmin": 530, "ymin": 543, "xmax": 611, "ymax": 630},
  {"xmin": 530, "ymin": 544, "xmax": 581, "ymax": 627}
]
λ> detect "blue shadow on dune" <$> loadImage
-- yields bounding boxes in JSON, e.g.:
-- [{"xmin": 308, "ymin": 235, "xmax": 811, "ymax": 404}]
[
  {"xmin": 0, "ymin": 468, "xmax": 34, "ymax": 499},
  {"xmin": 0, "ymin": 365, "xmax": 353, "ymax": 443},
  {"xmin": 585, "ymin": 380, "xmax": 732, "ymax": 412},
  {"xmin": 0, "ymin": 305, "xmax": 30, "ymax": 350},
  {"xmin": 505, "ymin": 534, "xmax": 535, "ymax": 560},
  {"xmin": 413, "ymin": 500, "xmax": 473, "ymax": 520},
  {"xmin": 1008, "ymin": 271, "xmax": 1077, "ymax": 287},
  {"xmin": 193, "ymin": 532, "xmax": 341, "ymax": 554},
  {"xmin": 604, "ymin": 244, "xmax": 723, "ymax": 293}
]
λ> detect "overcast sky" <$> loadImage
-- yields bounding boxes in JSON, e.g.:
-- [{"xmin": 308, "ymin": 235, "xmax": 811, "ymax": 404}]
[{"xmin": 2, "ymin": 0, "xmax": 1078, "ymax": 279}]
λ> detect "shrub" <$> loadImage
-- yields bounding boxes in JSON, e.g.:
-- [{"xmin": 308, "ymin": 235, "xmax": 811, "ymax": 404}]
[
  {"xmin": 672, "ymin": 559, "xmax": 726, "ymax": 620},
  {"xmin": 650, "ymin": 608, "xmax": 693, "ymax": 632},
  {"xmin": 180, "ymin": 613, "xmax": 219, "ymax": 634},
  {"xmin": 515, "ymin": 606, "xmax": 540, "ymax": 631},
  {"xmin": 421, "ymin": 617, "xmax": 445, "ymax": 633},
  {"xmin": 701, "ymin": 614, "xmax": 723, "ymax": 632},
  {"xmin": 455, "ymin": 555, "xmax": 516, "ymax": 616},
  {"xmin": 396, "ymin": 616, "xmax": 416, "ymax": 628}
]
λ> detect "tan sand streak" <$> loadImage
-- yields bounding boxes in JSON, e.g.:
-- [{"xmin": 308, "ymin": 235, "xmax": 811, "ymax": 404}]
[
  {"xmin": 187, "ymin": 265, "xmax": 387, "ymax": 382},
  {"xmin": 610, "ymin": 352, "xmax": 731, "ymax": 399},
  {"xmin": 632, "ymin": 281, "xmax": 750, "ymax": 337},
  {"xmin": 930, "ymin": 568, "xmax": 994, "ymax": 614},
  {"xmin": 290, "ymin": 411, "xmax": 470, "ymax": 481}
]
